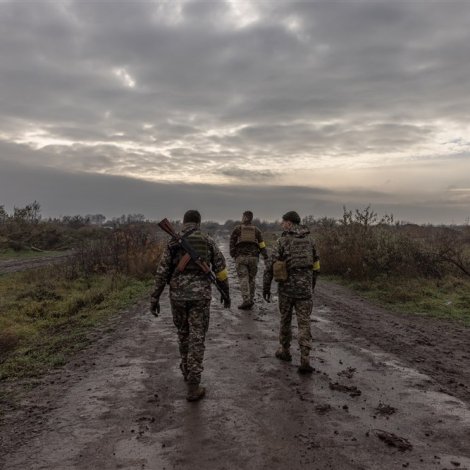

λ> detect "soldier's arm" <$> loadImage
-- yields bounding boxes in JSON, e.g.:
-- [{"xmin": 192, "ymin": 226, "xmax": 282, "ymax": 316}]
[
  {"xmin": 263, "ymin": 238, "xmax": 282, "ymax": 294},
  {"xmin": 229, "ymin": 226, "xmax": 240, "ymax": 258},
  {"xmin": 255, "ymin": 227, "xmax": 269, "ymax": 260},
  {"xmin": 151, "ymin": 245, "xmax": 172, "ymax": 302},
  {"xmin": 208, "ymin": 236, "xmax": 229, "ymax": 290},
  {"xmin": 312, "ymin": 240, "xmax": 320, "ymax": 291}
]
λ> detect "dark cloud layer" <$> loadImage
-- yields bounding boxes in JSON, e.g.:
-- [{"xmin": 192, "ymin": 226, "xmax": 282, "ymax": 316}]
[{"xmin": 1, "ymin": 158, "xmax": 469, "ymax": 225}]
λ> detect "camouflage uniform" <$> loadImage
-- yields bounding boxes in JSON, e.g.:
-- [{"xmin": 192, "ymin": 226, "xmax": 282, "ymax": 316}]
[
  {"xmin": 151, "ymin": 222, "xmax": 229, "ymax": 386},
  {"xmin": 263, "ymin": 224, "xmax": 320, "ymax": 361},
  {"xmin": 230, "ymin": 223, "xmax": 268, "ymax": 306}
]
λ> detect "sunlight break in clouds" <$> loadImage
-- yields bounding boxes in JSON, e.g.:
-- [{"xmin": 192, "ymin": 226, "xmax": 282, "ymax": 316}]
[
  {"xmin": 226, "ymin": 0, "xmax": 260, "ymax": 28},
  {"xmin": 113, "ymin": 68, "xmax": 136, "ymax": 88}
]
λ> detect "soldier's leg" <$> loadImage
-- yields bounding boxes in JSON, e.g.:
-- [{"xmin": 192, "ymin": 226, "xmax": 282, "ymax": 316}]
[
  {"xmin": 276, "ymin": 294, "xmax": 294, "ymax": 361},
  {"xmin": 171, "ymin": 299, "xmax": 190, "ymax": 380},
  {"xmin": 186, "ymin": 299, "xmax": 211, "ymax": 386},
  {"xmin": 247, "ymin": 257, "xmax": 258, "ymax": 303},
  {"xmin": 295, "ymin": 298, "xmax": 314, "ymax": 373},
  {"xmin": 235, "ymin": 257, "xmax": 251, "ymax": 306}
]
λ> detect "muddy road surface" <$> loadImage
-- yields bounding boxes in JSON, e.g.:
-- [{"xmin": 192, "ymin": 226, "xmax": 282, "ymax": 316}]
[
  {"xmin": 1, "ymin": 241, "xmax": 469, "ymax": 469},
  {"xmin": 0, "ymin": 252, "xmax": 72, "ymax": 274}
]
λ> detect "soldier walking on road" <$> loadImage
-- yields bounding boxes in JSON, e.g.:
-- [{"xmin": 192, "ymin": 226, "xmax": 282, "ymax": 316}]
[
  {"xmin": 230, "ymin": 210, "xmax": 268, "ymax": 310},
  {"xmin": 263, "ymin": 211, "xmax": 320, "ymax": 374},
  {"xmin": 150, "ymin": 210, "xmax": 230, "ymax": 401}
]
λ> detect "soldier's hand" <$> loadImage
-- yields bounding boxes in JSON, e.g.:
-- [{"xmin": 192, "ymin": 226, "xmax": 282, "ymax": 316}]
[
  {"xmin": 263, "ymin": 291, "xmax": 271, "ymax": 302},
  {"xmin": 312, "ymin": 272, "xmax": 318, "ymax": 293},
  {"xmin": 150, "ymin": 299, "xmax": 160, "ymax": 317},
  {"xmin": 221, "ymin": 294, "xmax": 231, "ymax": 309}
]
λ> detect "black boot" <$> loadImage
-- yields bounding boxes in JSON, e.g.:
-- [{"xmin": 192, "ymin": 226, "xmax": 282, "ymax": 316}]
[
  {"xmin": 179, "ymin": 362, "xmax": 188, "ymax": 381},
  {"xmin": 186, "ymin": 383, "xmax": 206, "ymax": 402},
  {"xmin": 298, "ymin": 356, "xmax": 314, "ymax": 374},
  {"xmin": 275, "ymin": 346, "xmax": 292, "ymax": 362},
  {"xmin": 238, "ymin": 301, "xmax": 253, "ymax": 310}
]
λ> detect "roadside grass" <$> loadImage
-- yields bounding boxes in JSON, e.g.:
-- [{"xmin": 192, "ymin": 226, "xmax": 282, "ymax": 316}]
[
  {"xmin": 326, "ymin": 275, "xmax": 470, "ymax": 325},
  {"xmin": 0, "ymin": 249, "xmax": 66, "ymax": 261},
  {"xmin": 0, "ymin": 268, "xmax": 152, "ymax": 384}
]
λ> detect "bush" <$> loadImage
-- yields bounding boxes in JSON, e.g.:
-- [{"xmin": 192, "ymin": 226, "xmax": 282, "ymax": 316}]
[
  {"xmin": 63, "ymin": 224, "xmax": 164, "ymax": 280},
  {"xmin": 312, "ymin": 206, "xmax": 470, "ymax": 281}
]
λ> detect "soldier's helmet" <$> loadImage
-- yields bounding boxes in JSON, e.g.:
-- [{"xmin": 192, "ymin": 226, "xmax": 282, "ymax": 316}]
[
  {"xmin": 242, "ymin": 210, "xmax": 253, "ymax": 222},
  {"xmin": 183, "ymin": 210, "xmax": 201, "ymax": 224},
  {"xmin": 282, "ymin": 211, "xmax": 301, "ymax": 224}
]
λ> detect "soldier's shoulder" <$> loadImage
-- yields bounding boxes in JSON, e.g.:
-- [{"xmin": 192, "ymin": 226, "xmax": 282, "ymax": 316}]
[{"xmin": 203, "ymin": 232, "xmax": 219, "ymax": 246}]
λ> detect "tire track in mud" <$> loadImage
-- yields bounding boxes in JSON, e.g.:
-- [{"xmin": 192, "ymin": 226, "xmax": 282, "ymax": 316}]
[
  {"xmin": 1, "ymin": 240, "xmax": 469, "ymax": 469},
  {"xmin": 0, "ymin": 252, "xmax": 72, "ymax": 274},
  {"xmin": 314, "ymin": 281, "xmax": 470, "ymax": 404}
]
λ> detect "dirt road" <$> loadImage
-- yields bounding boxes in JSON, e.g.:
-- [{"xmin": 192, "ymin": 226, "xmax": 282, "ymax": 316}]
[
  {"xmin": 1, "ymin": 241, "xmax": 469, "ymax": 469},
  {"xmin": 0, "ymin": 252, "xmax": 71, "ymax": 274}
]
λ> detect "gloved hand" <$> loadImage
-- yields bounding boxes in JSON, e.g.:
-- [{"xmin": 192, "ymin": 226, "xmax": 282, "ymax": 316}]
[
  {"xmin": 217, "ymin": 280, "xmax": 231, "ymax": 309},
  {"xmin": 150, "ymin": 298, "xmax": 160, "ymax": 317},
  {"xmin": 221, "ymin": 293, "xmax": 231, "ymax": 309},
  {"xmin": 263, "ymin": 290, "xmax": 271, "ymax": 302}
]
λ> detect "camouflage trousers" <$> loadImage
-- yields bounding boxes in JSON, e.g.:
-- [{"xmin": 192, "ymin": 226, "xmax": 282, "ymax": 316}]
[
  {"xmin": 278, "ymin": 294, "xmax": 313, "ymax": 357},
  {"xmin": 235, "ymin": 256, "xmax": 259, "ymax": 303},
  {"xmin": 171, "ymin": 299, "xmax": 211, "ymax": 385}
]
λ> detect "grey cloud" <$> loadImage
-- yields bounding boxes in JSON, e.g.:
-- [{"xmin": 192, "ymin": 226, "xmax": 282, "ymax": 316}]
[
  {"xmin": 216, "ymin": 168, "xmax": 277, "ymax": 181},
  {"xmin": 1, "ymin": 0, "xmax": 470, "ymax": 219}
]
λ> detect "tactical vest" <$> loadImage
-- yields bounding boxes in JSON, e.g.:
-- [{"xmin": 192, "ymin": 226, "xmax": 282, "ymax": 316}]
[
  {"xmin": 236, "ymin": 225, "xmax": 257, "ymax": 245},
  {"xmin": 284, "ymin": 236, "xmax": 313, "ymax": 271},
  {"xmin": 173, "ymin": 231, "xmax": 210, "ymax": 272}
]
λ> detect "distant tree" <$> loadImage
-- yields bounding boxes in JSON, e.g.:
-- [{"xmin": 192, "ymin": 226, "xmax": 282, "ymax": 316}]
[
  {"xmin": 202, "ymin": 221, "xmax": 220, "ymax": 235},
  {"xmin": 85, "ymin": 214, "xmax": 106, "ymax": 226},
  {"xmin": 0, "ymin": 205, "xmax": 8, "ymax": 224},
  {"xmin": 13, "ymin": 201, "xmax": 41, "ymax": 224},
  {"xmin": 302, "ymin": 214, "xmax": 315, "ymax": 226},
  {"xmin": 63, "ymin": 215, "xmax": 88, "ymax": 229},
  {"xmin": 127, "ymin": 214, "xmax": 145, "ymax": 224}
]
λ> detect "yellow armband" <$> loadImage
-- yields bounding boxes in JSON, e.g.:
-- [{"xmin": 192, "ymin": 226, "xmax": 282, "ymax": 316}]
[
  {"xmin": 312, "ymin": 260, "xmax": 320, "ymax": 271},
  {"xmin": 259, "ymin": 241, "xmax": 266, "ymax": 249},
  {"xmin": 216, "ymin": 268, "xmax": 228, "ymax": 281}
]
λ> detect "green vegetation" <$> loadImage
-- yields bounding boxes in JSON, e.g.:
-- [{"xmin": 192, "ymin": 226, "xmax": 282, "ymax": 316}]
[
  {"xmin": 0, "ymin": 249, "xmax": 67, "ymax": 261},
  {"xmin": 0, "ymin": 268, "xmax": 152, "ymax": 381},
  {"xmin": 0, "ymin": 203, "xmax": 164, "ymax": 400},
  {"xmin": 309, "ymin": 206, "xmax": 470, "ymax": 324},
  {"xmin": 326, "ymin": 275, "xmax": 470, "ymax": 324}
]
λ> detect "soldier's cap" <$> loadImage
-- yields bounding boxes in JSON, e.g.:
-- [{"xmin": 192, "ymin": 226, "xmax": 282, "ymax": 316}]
[
  {"xmin": 282, "ymin": 211, "xmax": 301, "ymax": 224},
  {"xmin": 183, "ymin": 210, "xmax": 201, "ymax": 224}
]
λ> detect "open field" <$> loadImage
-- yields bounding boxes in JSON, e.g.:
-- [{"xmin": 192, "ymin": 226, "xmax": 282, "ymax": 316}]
[
  {"xmin": 0, "ymin": 267, "xmax": 152, "ymax": 384},
  {"xmin": 328, "ymin": 275, "xmax": 470, "ymax": 325}
]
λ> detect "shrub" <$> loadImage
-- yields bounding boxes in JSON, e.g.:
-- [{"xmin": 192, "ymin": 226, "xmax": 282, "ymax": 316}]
[{"xmin": 312, "ymin": 206, "xmax": 470, "ymax": 281}]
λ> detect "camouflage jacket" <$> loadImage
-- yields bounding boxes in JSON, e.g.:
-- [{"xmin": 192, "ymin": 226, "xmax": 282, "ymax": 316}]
[
  {"xmin": 151, "ymin": 223, "xmax": 229, "ymax": 301},
  {"xmin": 229, "ymin": 224, "xmax": 268, "ymax": 259},
  {"xmin": 263, "ymin": 225, "xmax": 320, "ymax": 299}
]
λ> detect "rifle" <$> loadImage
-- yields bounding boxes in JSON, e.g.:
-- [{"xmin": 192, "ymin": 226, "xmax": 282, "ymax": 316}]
[{"xmin": 158, "ymin": 218, "xmax": 230, "ymax": 305}]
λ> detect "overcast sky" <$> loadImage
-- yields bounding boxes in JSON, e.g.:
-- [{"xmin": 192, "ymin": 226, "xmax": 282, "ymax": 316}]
[{"xmin": 1, "ymin": 0, "xmax": 469, "ymax": 223}]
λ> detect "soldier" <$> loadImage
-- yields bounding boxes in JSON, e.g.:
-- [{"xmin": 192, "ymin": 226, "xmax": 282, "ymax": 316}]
[
  {"xmin": 150, "ymin": 210, "xmax": 230, "ymax": 401},
  {"xmin": 263, "ymin": 211, "xmax": 320, "ymax": 374},
  {"xmin": 230, "ymin": 210, "xmax": 268, "ymax": 310}
]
